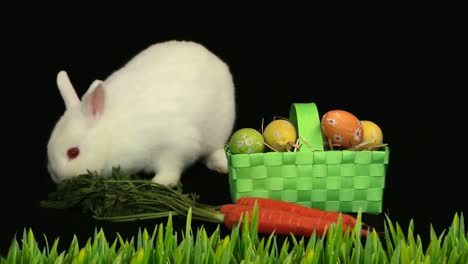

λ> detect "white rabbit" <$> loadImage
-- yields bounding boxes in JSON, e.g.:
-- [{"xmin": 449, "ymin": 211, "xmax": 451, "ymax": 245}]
[{"xmin": 47, "ymin": 40, "xmax": 236, "ymax": 186}]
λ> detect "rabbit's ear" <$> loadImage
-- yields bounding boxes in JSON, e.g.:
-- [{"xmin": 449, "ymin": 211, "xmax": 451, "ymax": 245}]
[
  {"xmin": 56, "ymin": 71, "xmax": 80, "ymax": 109},
  {"xmin": 87, "ymin": 80, "xmax": 103, "ymax": 95},
  {"xmin": 81, "ymin": 81, "xmax": 105, "ymax": 120},
  {"xmin": 80, "ymin": 79, "xmax": 103, "ymax": 101}
]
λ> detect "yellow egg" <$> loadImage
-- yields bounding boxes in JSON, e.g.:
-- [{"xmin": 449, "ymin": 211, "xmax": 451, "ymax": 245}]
[
  {"xmin": 263, "ymin": 119, "xmax": 297, "ymax": 152},
  {"xmin": 360, "ymin": 120, "xmax": 383, "ymax": 147}
]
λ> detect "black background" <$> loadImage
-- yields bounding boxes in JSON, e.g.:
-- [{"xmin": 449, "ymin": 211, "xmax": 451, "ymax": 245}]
[{"xmin": 2, "ymin": 7, "xmax": 466, "ymax": 254}]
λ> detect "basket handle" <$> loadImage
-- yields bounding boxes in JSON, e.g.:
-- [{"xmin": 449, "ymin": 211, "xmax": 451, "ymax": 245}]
[{"xmin": 289, "ymin": 103, "xmax": 324, "ymax": 151}]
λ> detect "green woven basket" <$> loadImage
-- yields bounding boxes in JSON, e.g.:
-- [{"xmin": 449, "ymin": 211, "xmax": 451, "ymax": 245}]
[{"xmin": 225, "ymin": 102, "xmax": 390, "ymax": 214}]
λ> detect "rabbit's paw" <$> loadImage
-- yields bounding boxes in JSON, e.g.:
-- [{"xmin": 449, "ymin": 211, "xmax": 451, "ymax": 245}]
[
  {"xmin": 151, "ymin": 171, "xmax": 180, "ymax": 187},
  {"xmin": 205, "ymin": 148, "xmax": 228, "ymax": 174}
]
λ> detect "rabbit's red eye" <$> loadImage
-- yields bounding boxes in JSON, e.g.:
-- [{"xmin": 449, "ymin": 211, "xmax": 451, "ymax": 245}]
[{"xmin": 67, "ymin": 147, "xmax": 80, "ymax": 160}]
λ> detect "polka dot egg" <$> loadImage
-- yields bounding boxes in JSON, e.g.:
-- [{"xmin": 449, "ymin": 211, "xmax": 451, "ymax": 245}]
[
  {"xmin": 229, "ymin": 128, "xmax": 265, "ymax": 154},
  {"xmin": 321, "ymin": 110, "xmax": 363, "ymax": 149}
]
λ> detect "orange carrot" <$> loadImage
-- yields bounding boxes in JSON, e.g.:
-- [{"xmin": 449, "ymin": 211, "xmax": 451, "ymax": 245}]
[
  {"xmin": 235, "ymin": 197, "xmax": 369, "ymax": 228},
  {"xmin": 220, "ymin": 204, "xmax": 369, "ymax": 237}
]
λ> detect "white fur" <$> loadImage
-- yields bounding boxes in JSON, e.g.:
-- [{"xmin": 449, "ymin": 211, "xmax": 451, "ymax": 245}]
[{"xmin": 47, "ymin": 40, "xmax": 236, "ymax": 186}]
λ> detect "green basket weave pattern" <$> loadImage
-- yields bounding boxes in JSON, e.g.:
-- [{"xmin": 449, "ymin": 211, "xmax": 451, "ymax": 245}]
[{"xmin": 225, "ymin": 103, "xmax": 390, "ymax": 213}]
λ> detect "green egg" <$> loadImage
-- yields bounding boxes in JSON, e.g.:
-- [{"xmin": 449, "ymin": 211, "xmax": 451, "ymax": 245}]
[{"xmin": 229, "ymin": 128, "xmax": 265, "ymax": 154}]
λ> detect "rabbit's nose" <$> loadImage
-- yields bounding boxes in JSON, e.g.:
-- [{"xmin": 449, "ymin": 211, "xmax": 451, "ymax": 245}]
[{"xmin": 48, "ymin": 163, "xmax": 61, "ymax": 184}]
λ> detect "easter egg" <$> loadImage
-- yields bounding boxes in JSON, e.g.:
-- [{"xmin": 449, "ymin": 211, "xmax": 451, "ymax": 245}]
[
  {"xmin": 321, "ymin": 110, "xmax": 362, "ymax": 149},
  {"xmin": 263, "ymin": 119, "xmax": 297, "ymax": 152},
  {"xmin": 360, "ymin": 120, "xmax": 383, "ymax": 147},
  {"xmin": 229, "ymin": 128, "xmax": 265, "ymax": 154}
]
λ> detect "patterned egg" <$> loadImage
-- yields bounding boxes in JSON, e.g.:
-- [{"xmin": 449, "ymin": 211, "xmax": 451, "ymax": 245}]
[
  {"xmin": 263, "ymin": 119, "xmax": 297, "ymax": 152},
  {"xmin": 229, "ymin": 128, "xmax": 265, "ymax": 154},
  {"xmin": 360, "ymin": 120, "xmax": 383, "ymax": 147},
  {"xmin": 321, "ymin": 110, "xmax": 363, "ymax": 149}
]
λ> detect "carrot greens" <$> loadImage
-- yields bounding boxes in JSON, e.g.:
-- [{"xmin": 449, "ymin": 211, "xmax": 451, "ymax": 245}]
[{"xmin": 41, "ymin": 167, "xmax": 223, "ymax": 223}]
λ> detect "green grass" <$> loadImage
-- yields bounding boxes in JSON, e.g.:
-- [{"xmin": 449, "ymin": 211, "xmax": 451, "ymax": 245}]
[{"xmin": 1, "ymin": 207, "xmax": 467, "ymax": 263}]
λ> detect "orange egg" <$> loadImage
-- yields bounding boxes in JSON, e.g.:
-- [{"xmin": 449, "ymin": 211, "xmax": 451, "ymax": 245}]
[{"xmin": 321, "ymin": 110, "xmax": 363, "ymax": 148}]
